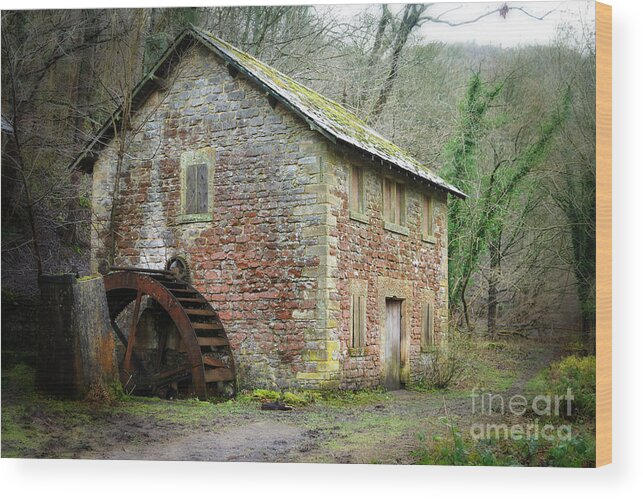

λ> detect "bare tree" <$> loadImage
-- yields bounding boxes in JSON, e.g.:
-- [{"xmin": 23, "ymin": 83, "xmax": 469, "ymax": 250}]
[{"xmin": 364, "ymin": 3, "xmax": 555, "ymax": 122}]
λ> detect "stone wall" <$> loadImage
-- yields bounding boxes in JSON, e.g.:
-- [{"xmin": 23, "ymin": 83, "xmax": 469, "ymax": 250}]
[
  {"xmin": 324, "ymin": 146, "xmax": 450, "ymax": 389},
  {"xmin": 91, "ymin": 43, "xmax": 450, "ymax": 390},
  {"xmin": 92, "ymin": 45, "xmax": 332, "ymax": 389}
]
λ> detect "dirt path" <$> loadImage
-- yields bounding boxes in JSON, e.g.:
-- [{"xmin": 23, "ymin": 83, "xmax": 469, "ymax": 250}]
[
  {"xmin": 3, "ymin": 338, "xmax": 567, "ymax": 463},
  {"xmin": 78, "ymin": 391, "xmax": 446, "ymax": 463},
  {"xmin": 505, "ymin": 339, "xmax": 563, "ymax": 397},
  {"xmin": 97, "ymin": 421, "xmax": 307, "ymax": 462}
]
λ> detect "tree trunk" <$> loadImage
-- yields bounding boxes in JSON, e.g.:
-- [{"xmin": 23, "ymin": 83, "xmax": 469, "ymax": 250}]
[
  {"xmin": 487, "ymin": 233, "xmax": 502, "ymax": 339},
  {"xmin": 108, "ymin": 10, "xmax": 148, "ymax": 265},
  {"xmin": 368, "ymin": 4, "xmax": 427, "ymax": 122}
]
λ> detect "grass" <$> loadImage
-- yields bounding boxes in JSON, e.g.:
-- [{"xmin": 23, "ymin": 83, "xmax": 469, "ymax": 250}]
[
  {"xmin": 410, "ymin": 337, "xmax": 521, "ymax": 395},
  {"xmin": 2, "ymin": 340, "xmax": 594, "ymax": 465},
  {"xmin": 1, "ymin": 363, "xmax": 395, "ymax": 459},
  {"xmin": 412, "ymin": 425, "xmax": 596, "ymax": 467},
  {"xmin": 1, "ymin": 364, "xmax": 252, "ymax": 457}
]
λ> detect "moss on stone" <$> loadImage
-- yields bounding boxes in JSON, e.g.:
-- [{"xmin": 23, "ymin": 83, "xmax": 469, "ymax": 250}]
[{"xmin": 77, "ymin": 274, "xmax": 101, "ymax": 281}]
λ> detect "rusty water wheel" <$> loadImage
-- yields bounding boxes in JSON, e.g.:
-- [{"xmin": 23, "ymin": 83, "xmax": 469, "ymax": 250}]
[{"xmin": 103, "ymin": 269, "xmax": 236, "ymax": 400}]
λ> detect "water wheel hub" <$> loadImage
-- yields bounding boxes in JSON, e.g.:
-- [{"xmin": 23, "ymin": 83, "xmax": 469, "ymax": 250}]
[{"xmin": 103, "ymin": 268, "xmax": 236, "ymax": 400}]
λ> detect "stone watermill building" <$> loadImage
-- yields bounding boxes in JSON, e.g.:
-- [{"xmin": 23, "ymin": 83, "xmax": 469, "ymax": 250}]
[{"xmin": 72, "ymin": 27, "xmax": 464, "ymax": 395}]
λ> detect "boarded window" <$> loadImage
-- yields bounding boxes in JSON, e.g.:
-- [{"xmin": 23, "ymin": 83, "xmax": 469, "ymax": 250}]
[
  {"xmin": 349, "ymin": 165, "xmax": 364, "ymax": 213},
  {"xmin": 422, "ymin": 195, "xmax": 434, "ymax": 238},
  {"xmin": 383, "ymin": 177, "xmax": 405, "ymax": 225},
  {"xmin": 351, "ymin": 294, "xmax": 366, "ymax": 349},
  {"xmin": 185, "ymin": 163, "xmax": 208, "ymax": 214},
  {"xmin": 421, "ymin": 302, "xmax": 435, "ymax": 351}
]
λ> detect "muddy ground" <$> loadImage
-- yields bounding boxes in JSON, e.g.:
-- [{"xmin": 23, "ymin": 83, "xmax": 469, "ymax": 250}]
[{"xmin": 2, "ymin": 338, "xmax": 569, "ymax": 463}]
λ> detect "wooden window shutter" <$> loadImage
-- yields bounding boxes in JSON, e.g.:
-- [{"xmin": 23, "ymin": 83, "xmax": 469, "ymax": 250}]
[
  {"xmin": 390, "ymin": 180, "xmax": 397, "ymax": 223},
  {"xmin": 358, "ymin": 295, "xmax": 365, "ymax": 347},
  {"xmin": 382, "ymin": 178, "xmax": 390, "ymax": 222},
  {"xmin": 185, "ymin": 164, "xmax": 197, "ymax": 214},
  {"xmin": 351, "ymin": 294, "xmax": 366, "ymax": 348},
  {"xmin": 395, "ymin": 182, "xmax": 404, "ymax": 225},
  {"xmin": 351, "ymin": 295, "xmax": 357, "ymax": 348},
  {"xmin": 421, "ymin": 302, "xmax": 435, "ymax": 350},
  {"xmin": 185, "ymin": 163, "xmax": 208, "ymax": 215},
  {"xmin": 423, "ymin": 195, "xmax": 433, "ymax": 237},
  {"xmin": 350, "ymin": 165, "xmax": 361, "ymax": 212},
  {"xmin": 383, "ymin": 178, "xmax": 404, "ymax": 225},
  {"xmin": 196, "ymin": 163, "xmax": 208, "ymax": 214}
]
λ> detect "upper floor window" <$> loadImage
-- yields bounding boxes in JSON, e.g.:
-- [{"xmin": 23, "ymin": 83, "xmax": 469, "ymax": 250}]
[
  {"xmin": 185, "ymin": 163, "xmax": 208, "ymax": 214},
  {"xmin": 179, "ymin": 148, "xmax": 215, "ymax": 224},
  {"xmin": 350, "ymin": 165, "xmax": 365, "ymax": 213},
  {"xmin": 383, "ymin": 177, "xmax": 406, "ymax": 226},
  {"xmin": 422, "ymin": 194, "xmax": 435, "ymax": 242}
]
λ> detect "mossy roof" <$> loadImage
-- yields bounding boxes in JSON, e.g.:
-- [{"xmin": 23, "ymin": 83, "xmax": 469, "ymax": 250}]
[
  {"xmin": 192, "ymin": 27, "xmax": 464, "ymax": 198},
  {"xmin": 70, "ymin": 27, "xmax": 463, "ymax": 198}
]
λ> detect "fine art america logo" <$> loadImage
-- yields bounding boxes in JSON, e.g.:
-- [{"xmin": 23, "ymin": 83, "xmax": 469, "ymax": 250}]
[{"xmin": 469, "ymin": 388, "xmax": 574, "ymax": 441}]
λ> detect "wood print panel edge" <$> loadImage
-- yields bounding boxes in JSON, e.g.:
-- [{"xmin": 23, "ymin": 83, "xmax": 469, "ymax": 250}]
[{"xmin": 596, "ymin": 0, "xmax": 612, "ymax": 468}]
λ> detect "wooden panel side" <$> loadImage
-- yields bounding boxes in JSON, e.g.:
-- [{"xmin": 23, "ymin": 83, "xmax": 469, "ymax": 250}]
[{"xmin": 596, "ymin": 1, "xmax": 612, "ymax": 468}]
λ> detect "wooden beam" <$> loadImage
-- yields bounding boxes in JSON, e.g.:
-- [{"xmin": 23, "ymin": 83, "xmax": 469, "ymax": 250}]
[
  {"xmin": 123, "ymin": 290, "xmax": 142, "ymax": 374},
  {"xmin": 197, "ymin": 336, "xmax": 228, "ymax": 347}
]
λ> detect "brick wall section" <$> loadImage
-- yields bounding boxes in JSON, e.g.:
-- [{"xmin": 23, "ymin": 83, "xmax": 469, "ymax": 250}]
[
  {"xmin": 92, "ymin": 45, "xmax": 335, "ymax": 389},
  {"xmin": 326, "ymin": 147, "xmax": 449, "ymax": 389}
]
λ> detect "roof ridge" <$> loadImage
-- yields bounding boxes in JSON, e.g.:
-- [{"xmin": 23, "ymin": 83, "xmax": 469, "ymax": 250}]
[
  {"xmin": 69, "ymin": 25, "xmax": 465, "ymax": 198},
  {"xmin": 192, "ymin": 26, "xmax": 370, "ymax": 126},
  {"xmin": 190, "ymin": 26, "xmax": 464, "ymax": 198}
]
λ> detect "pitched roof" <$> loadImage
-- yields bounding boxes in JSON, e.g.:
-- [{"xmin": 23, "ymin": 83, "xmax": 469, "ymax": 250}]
[{"xmin": 71, "ymin": 27, "xmax": 465, "ymax": 198}]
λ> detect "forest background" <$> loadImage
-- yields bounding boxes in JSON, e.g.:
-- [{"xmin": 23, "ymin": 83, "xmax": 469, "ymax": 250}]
[{"xmin": 1, "ymin": 1, "xmax": 597, "ymax": 348}]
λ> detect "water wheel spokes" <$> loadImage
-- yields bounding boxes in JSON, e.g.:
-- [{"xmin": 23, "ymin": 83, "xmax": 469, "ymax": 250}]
[{"xmin": 103, "ymin": 270, "xmax": 236, "ymax": 400}]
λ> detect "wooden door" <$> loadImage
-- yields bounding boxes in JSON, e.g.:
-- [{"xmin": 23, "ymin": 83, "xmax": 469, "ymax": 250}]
[{"xmin": 383, "ymin": 299, "xmax": 402, "ymax": 390}]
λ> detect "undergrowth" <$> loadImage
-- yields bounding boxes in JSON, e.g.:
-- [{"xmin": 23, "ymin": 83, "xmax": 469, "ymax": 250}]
[
  {"xmin": 525, "ymin": 355, "xmax": 596, "ymax": 421},
  {"xmin": 237, "ymin": 387, "xmax": 391, "ymax": 407},
  {"xmin": 414, "ymin": 421, "xmax": 595, "ymax": 467}
]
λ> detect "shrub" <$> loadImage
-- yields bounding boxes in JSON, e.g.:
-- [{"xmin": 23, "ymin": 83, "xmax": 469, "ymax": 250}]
[
  {"xmin": 245, "ymin": 389, "xmax": 281, "ymax": 402},
  {"xmin": 414, "ymin": 423, "xmax": 595, "ymax": 467},
  {"xmin": 551, "ymin": 355, "xmax": 595, "ymax": 419},
  {"xmin": 282, "ymin": 391, "xmax": 317, "ymax": 407},
  {"xmin": 416, "ymin": 342, "xmax": 467, "ymax": 390},
  {"xmin": 527, "ymin": 355, "xmax": 595, "ymax": 420},
  {"xmin": 242, "ymin": 389, "xmax": 316, "ymax": 406},
  {"xmin": 546, "ymin": 435, "xmax": 596, "ymax": 467},
  {"xmin": 414, "ymin": 421, "xmax": 516, "ymax": 466}
]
